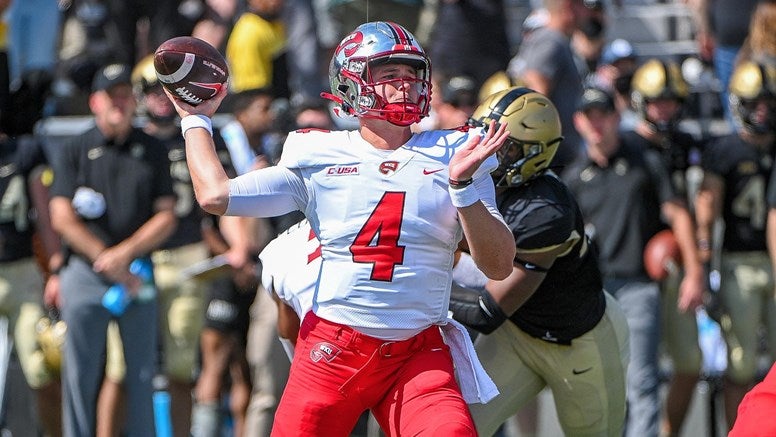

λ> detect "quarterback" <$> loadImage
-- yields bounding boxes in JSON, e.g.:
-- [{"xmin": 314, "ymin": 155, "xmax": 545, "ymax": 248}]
[{"xmin": 168, "ymin": 21, "xmax": 515, "ymax": 437}]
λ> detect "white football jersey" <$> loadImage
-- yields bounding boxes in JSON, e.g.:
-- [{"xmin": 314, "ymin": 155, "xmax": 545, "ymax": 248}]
[
  {"xmin": 229, "ymin": 127, "xmax": 500, "ymax": 340},
  {"xmin": 259, "ymin": 219, "xmax": 320, "ymax": 319}
]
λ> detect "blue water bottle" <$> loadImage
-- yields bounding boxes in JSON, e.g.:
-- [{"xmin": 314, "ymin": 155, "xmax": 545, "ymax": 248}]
[
  {"xmin": 102, "ymin": 284, "xmax": 130, "ymax": 316},
  {"xmin": 153, "ymin": 375, "xmax": 173, "ymax": 437}
]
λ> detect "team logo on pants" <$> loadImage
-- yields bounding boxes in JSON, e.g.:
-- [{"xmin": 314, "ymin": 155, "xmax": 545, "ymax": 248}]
[{"xmin": 310, "ymin": 342, "xmax": 341, "ymax": 363}]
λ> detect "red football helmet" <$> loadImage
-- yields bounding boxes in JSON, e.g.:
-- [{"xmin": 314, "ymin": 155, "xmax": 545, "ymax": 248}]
[{"xmin": 323, "ymin": 21, "xmax": 432, "ymax": 126}]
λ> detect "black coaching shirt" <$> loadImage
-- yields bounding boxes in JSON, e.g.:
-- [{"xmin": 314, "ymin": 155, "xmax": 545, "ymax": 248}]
[
  {"xmin": 500, "ymin": 173, "xmax": 605, "ymax": 344},
  {"xmin": 704, "ymin": 133, "xmax": 773, "ymax": 252},
  {"xmin": 0, "ymin": 136, "xmax": 48, "ymax": 262},
  {"xmin": 50, "ymin": 126, "xmax": 175, "ymax": 247},
  {"xmin": 562, "ymin": 137, "xmax": 677, "ymax": 279}
]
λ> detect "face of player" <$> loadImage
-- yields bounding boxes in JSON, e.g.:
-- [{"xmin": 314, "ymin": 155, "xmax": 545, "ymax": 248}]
[
  {"xmin": 295, "ymin": 108, "xmax": 333, "ymax": 130},
  {"xmin": 91, "ymin": 84, "xmax": 137, "ymax": 135},
  {"xmin": 144, "ymin": 85, "xmax": 176, "ymax": 122},
  {"xmin": 741, "ymin": 96, "xmax": 776, "ymax": 133},
  {"xmin": 248, "ymin": 0, "xmax": 284, "ymax": 17},
  {"xmin": 645, "ymin": 98, "xmax": 681, "ymax": 125},
  {"xmin": 370, "ymin": 64, "xmax": 422, "ymax": 107},
  {"xmin": 240, "ymin": 95, "xmax": 274, "ymax": 136}
]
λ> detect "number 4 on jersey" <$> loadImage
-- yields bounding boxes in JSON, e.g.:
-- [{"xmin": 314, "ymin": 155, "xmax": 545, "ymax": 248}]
[{"xmin": 350, "ymin": 192, "xmax": 406, "ymax": 281}]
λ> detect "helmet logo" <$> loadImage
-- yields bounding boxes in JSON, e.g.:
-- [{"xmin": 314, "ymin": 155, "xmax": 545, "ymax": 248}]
[{"xmin": 338, "ymin": 31, "xmax": 364, "ymax": 57}]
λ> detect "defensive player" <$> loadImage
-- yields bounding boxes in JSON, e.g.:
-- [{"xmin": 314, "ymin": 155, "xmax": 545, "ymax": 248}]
[
  {"xmin": 624, "ymin": 58, "xmax": 706, "ymax": 437},
  {"xmin": 449, "ymin": 87, "xmax": 630, "ymax": 436},
  {"xmin": 167, "ymin": 21, "xmax": 515, "ymax": 436},
  {"xmin": 696, "ymin": 59, "xmax": 776, "ymax": 429}
]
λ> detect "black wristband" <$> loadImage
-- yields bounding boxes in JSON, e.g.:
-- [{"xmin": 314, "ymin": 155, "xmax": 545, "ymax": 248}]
[{"xmin": 449, "ymin": 177, "xmax": 474, "ymax": 189}]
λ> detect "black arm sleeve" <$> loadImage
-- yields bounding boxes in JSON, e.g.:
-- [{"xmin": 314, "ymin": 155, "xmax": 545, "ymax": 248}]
[{"xmin": 448, "ymin": 282, "xmax": 508, "ymax": 335}]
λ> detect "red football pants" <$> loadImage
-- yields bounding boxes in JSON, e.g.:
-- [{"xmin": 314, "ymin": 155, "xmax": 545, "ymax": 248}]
[{"xmin": 271, "ymin": 312, "xmax": 476, "ymax": 436}]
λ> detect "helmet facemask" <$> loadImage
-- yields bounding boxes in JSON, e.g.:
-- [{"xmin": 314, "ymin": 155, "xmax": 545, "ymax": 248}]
[
  {"xmin": 732, "ymin": 95, "xmax": 776, "ymax": 135},
  {"xmin": 324, "ymin": 22, "xmax": 432, "ymax": 126},
  {"xmin": 493, "ymin": 137, "xmax": 561, "ymax": 187}
]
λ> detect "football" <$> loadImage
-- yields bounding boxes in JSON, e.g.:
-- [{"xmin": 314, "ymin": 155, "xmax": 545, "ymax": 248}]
[
  {"xmin": 153, "ymin": 36, "xmax": 229, "ymax": 106},
  {"xmin": 643, "ymin": 229, "xmax": 682, "ymax": 281}
]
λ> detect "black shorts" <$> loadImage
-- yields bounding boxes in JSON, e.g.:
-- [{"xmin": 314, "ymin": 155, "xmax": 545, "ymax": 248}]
[{"xmin": 203, "ymin": 274, "xmax": 257, "ymax": 339}]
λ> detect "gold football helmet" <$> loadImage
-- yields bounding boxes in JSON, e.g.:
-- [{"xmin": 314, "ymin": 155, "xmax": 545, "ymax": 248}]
[
  {"xmin": 35, "ymin": 313, "xmax": 66, "ymax": 374},
  {"xmin": 131, "ymin": 54, "xmax": 160, "ymax": 95},
  {"xmin": 729, "ymin": 60, "xmax": 776, "ymax": 135},
  {"xmin": 477, "ymin": 71, "xmax": 524, "ymax": 104},
  {"xmin": 469, "ymin": 87, "xmax": 563, "ymax": 187},
  {"xmin": 630, "ymin": 58, "xmax": 689, "ymax": 130}
]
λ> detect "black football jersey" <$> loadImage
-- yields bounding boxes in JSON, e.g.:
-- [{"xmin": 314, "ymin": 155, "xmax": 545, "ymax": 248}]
[
  {"xmin": 621, "ymin": 129, "xmax": 703, "ymax": 200},
  {"xmin": 0, "ymin": 136, "xmax": 48, "ymax": 262},
  {"xmin": 703, "ymin": 134, "xmax": 774, "ymax": 252},
  {"xmin": 499, "ymin": 173, "xmax": 605, "ymax": 344},
  {"xmin": 159, "ymin": 129, "xmax": 235, "ymax": 249}
]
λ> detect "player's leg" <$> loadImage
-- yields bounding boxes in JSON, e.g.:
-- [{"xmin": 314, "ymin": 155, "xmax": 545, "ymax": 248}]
[
  {"xmin": 245, "ymin": 288, "xmax": 290, "ymax": 435},
  {"xmin": 192, "ymin": 274, "xmax": 242, "ymax": 436},
  {"xmin": 545, "ymin": 292, "xmax": 629, "ymax": 436},
  {"xmin": 154, "ymin": 243, "xmax": 209, "ymax": 437},
  {"xmin": 271, "ymin": 313, "xmax": 375, "ymax": 436},
  {"xmin": 466, "ymin": 323, "xmax": 545, "ymax": 437},
  {"xmin": 224, "ymin": 281, "xmax": 256, "ymax": 437},
  {"xmin": 660, "ymin": 270, "xmax": 701, "ymax": 436},
  {"xmin": 97, "ymin": 321, "xmax": 125, "ymax": 437},
  {"xmin": 719, "ymin": 253, "xmax": 770, "ymax": 429},
  {"xmin": 371, "ymin": 328, "xmax": 475, "ymax": 437}
]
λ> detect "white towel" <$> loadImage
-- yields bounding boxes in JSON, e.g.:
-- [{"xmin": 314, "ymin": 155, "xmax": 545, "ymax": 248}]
[{"xmin": 440, "ymin": 318, "xmax": 499, "ymax": 404}]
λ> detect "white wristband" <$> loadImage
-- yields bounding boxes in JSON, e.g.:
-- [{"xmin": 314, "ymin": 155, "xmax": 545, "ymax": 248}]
[
  {"xmin": 180, "ymin": 114, "xmax": 213, "ymax": 136},
  {"xmin": 448, "ymin": 183, "xmax": 480, "ymax": 208}
]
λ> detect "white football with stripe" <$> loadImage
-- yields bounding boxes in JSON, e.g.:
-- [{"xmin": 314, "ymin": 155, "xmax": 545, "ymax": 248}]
[{"xmin": 153, "ymin": 36, "xmax": 229, "ymax": 106}]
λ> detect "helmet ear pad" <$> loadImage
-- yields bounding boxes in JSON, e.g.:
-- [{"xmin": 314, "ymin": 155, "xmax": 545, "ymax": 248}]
[
  {"xmin": 324, "ymin": 21, "xmax": 432, "ymax": 126},
  {"xmin": 470, "ymin": 87, "xmax": 563, "ymax": 187}
]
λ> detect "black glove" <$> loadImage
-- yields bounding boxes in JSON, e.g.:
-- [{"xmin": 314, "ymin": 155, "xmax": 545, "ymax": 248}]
[{"xmin": 448, "ymin": 282, "xmax": 508, "ymax": 335}]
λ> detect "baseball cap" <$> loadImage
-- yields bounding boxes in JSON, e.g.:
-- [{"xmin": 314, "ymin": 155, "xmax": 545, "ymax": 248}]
[
  {"xmin": 601, "ymin": 39, "xmax": 637, "ymax": 66},
  {"xmin": 577, "ymin": 87, "xmax": 616, "ymax": 112},
  {"xmin": 522, "ymin": 9, "xmax": 549, "ymax": 34},
  {"xmin": 92, "ymin": 63, "xmax": 133, "ymax": 93},
  {"xmin": 441, "ymin": 75, "xmax": 478, "ymax": 108},
  {"xmin": 584, "ymin": 0, "xmax": 605, "ymax": 10}
]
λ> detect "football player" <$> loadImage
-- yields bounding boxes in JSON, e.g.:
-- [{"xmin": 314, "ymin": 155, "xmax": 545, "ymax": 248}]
[
  {"xmin": 449, "ymin": 87, "xmax": 630, "ymax": 436},
  {"xmin": 624, "ymin": 58, "xmax": 706, "ymax": 436},
  {"xmin": 166, "ymin": 21, "xmax": 515, "ymax": 436},
  {"xmin": 697, "ymin": 59, "xmax": 776, "ymax": 430}
]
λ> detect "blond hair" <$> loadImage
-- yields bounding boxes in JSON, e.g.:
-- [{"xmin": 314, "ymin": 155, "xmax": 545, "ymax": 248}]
[{"xmin": 747, "ymin": 1, "xmax": 776, "ymax": 63}]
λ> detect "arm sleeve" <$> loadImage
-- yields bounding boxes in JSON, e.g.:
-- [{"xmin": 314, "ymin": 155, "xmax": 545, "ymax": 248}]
[{"xmin": 226, "ymin": 166, "xmax": 308, "ymax": 217}]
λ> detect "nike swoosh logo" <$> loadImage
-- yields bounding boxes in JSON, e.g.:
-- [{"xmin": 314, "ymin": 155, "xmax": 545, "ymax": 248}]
[
  {"xmin": 572, "ymin": 367, "xmax": 593, "ymax": 375},
  {"xmin": 423, "ymin": 168, "xmax": 444, "ymax": 175}
]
